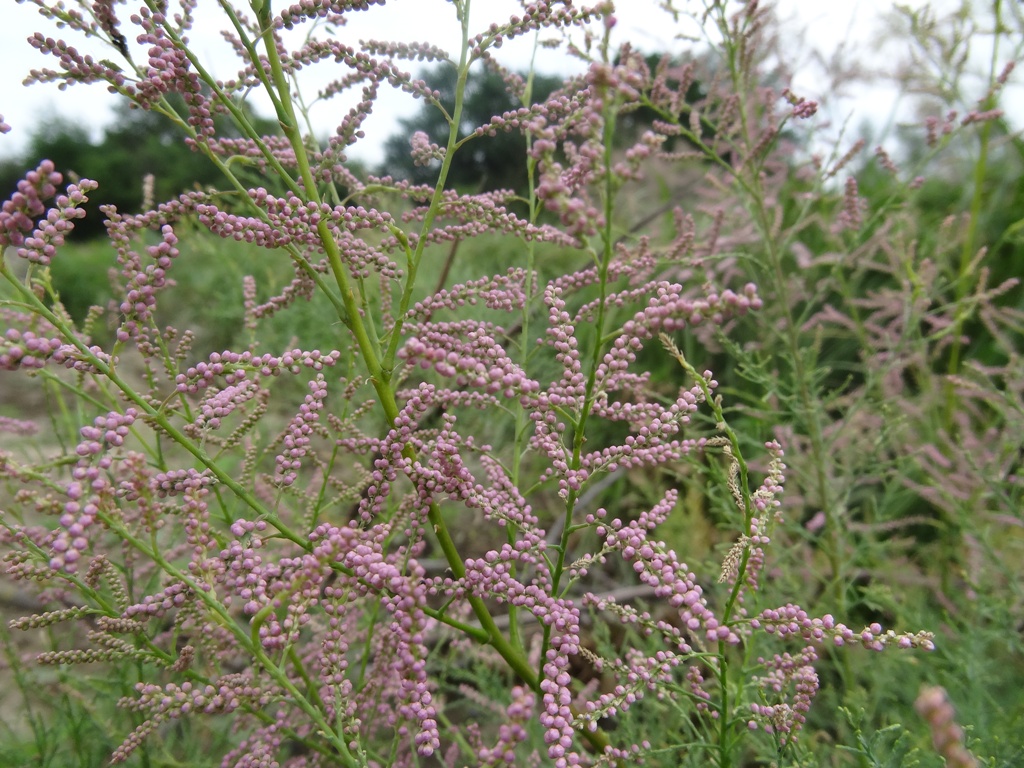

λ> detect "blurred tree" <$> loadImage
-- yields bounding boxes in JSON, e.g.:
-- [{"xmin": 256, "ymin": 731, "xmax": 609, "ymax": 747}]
[
  {"xmin": 379, "ymin": 64, "xmax": 563, "ymax": 194},
  {"xmin": 0, "ymin": 95, "xmax": 279, "ymax": 239}
]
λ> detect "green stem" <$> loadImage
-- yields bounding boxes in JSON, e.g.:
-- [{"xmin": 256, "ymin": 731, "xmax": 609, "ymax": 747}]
[
  {"xmin": 380, "ymin": 6, "xmax": 475, "ymax": 373},
  {"xmin": 944, "ymin": 0, "xmax": 1002, "ymax": 428},
  {"xmin": 710, "ymin": 1, "xmax": 845, "ymax": 610}
]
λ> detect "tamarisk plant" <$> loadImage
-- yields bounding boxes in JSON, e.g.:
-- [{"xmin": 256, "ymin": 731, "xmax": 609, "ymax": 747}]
[{"xmin": 1, "ymin": 1, "xmax": 936, "ymax": 766}]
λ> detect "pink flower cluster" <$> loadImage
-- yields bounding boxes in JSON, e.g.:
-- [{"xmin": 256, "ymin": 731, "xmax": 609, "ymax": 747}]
[
  {"xmin": 915, "ymin": 686, "xmax": 978, "ymax": 768},
  {"xmin": 0, "ymin": 325, "xmax": 63, "ymax": 371},
  {"xmin": 111, "ymin": 223, "xmax": 180, "ymax": 340},
  {"xmin": 598, "ymin": 491, "xmax": 739, "ymax": 647},
  {"xmin": 748, "ymin": 646, "xmax": 819, "ymax": 744},
  {"xmin": 754, "ymin": 605, "xmax": 936, "ymax": 651},
  {"xmin": 114, "ymin": 677, "xmax": 267, "ymax": 764},
  {"xmin": 409, "ymin": 130, "xmax": 446, "ymax": 167},
  {"xmin": 0, "ymin": 159, "xmax": 63, "ymax": 248},
  {"xmin": 26, "ymin": 31, "xmax": 128, "ymax": 90},
  {"xmin": 310, "ymin": 523, "xmax": 440, "ymax": 755},
  {"xmin": 273, "ymin": 375, "xmax": 329, "ymax": 485},
  {"xmin": 49, "ymin": 408, "xmax": 139, "ymax": 573},
  {"xmin": 175, "ymin": 348, "xmax": 340, "ymax": 393}
]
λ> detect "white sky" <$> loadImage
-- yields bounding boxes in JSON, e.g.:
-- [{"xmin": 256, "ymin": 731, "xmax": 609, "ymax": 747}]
[{"xmin": 0, "ymin": 0, "xmax": 1015, "ymax": 167}]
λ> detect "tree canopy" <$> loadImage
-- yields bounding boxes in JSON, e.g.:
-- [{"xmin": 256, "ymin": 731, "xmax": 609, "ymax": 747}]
[
  {"xmin": 378, "ymin": 64, "xmax": 564, "ymax": 194},
  {"xmin": 0, "ymin": 96, "xmax": 278, "ymax": 239}
]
